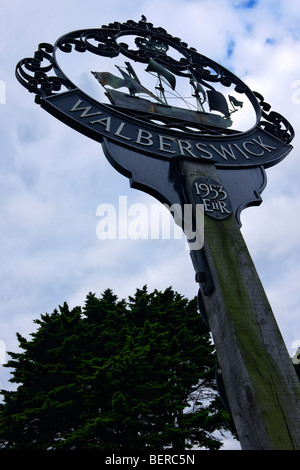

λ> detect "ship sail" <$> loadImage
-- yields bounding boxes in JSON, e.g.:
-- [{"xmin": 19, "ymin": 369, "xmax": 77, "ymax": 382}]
[
  {"xmin": 124, "ymin": 61, "xmax": 141, "ymax": 84},
  {"xmin": 190, "ymin": 76, "xmax": 206, "ymax": 111},
  {"xmin": 92, "ymin": 71, "xmax": 127, "ymax": 90},
  {"xmin": 92, "ymin": 70, "xmax": 160, "ymax": 102},
  {"xmin": 207, "ymin": 89, "xmax": 230, "ymax": 117},
  {"xmin": 116, "ymin": 67, "xmax": 148, "ymax": 95},
  {"xmin": 229, "ymin": 95, "xmax": 243, "ymax": 109},
  {"xmin": 192, "ymin": 79, "xmax": 206, "ymax": 100},
  {"xmin": 145, "ymin": 58, "xmax": 176, "ymax": 91}
]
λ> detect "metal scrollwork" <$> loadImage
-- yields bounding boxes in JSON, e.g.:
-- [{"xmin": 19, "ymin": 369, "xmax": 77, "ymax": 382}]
[
  {"xmin": 15, "ymin": 17, "xmax": 294, "ymax": 145},
  {"xmin": 254, "ymin": 91, "xmax": 294, "ymax": 144},
  {"xmin": 15, "ymin": 43, "xmax": 74, "ymax": 101},
  {"xmin": 135, "ymin": 36, "xmax": 169, "ymax": 54}
]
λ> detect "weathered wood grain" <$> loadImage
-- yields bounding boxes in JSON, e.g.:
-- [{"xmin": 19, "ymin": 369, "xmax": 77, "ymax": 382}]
[{"xmin": 181, "ymin": 160, "xmax": 300, "ymax": 450}]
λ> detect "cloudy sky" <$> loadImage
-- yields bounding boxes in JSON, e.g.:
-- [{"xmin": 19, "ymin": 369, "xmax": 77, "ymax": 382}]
[{"xmin": 1, "ymin": 0, "xmax": 300, "ymax": 449}]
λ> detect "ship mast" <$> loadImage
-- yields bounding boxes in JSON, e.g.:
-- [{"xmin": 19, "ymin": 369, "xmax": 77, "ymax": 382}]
[
  {"xmin": 155, "ymin": 75, "xmax": 168, "ymax": 105},
  {"xmin": 145, "ymin": 58, "xmax": 176, "ymax": 106},
  {"xmin": 190, "ymin": 77, "xmax": 206, "ymax": 112}
]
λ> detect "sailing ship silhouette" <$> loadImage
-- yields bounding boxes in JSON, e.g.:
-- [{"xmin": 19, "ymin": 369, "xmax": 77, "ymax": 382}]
[{"xmin": 92, "ymin": 59, "xmax": 243, "ymax": 129}]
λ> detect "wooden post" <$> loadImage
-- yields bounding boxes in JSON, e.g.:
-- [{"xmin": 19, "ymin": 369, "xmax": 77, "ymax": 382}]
[{"xmin": 180, "ymin": 159, "xmax": 300, "ymax": 450}]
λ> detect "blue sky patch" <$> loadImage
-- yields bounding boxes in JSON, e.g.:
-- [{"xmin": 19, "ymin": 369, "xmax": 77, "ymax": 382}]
[
  {"xmin": 265, "ymin": 37, "xmax": 276, "ymax": 45},
  {"xmin": 235, "ymin": 0, "xmax": 258, "ymax": 8},
  {"xmin": 226, "ymin": 39, "xmax": 236, "ymax": 58}
]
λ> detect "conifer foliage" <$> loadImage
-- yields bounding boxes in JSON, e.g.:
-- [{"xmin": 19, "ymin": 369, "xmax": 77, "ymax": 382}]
[{"xmin": 0, "ymin": 286, "xmax": 232, "ymax": 450}]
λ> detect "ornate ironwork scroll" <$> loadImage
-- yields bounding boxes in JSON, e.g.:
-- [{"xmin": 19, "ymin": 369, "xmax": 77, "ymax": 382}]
[{"xmin": 16, "ymin": 17, "xmax": 294, "ymax": 145}]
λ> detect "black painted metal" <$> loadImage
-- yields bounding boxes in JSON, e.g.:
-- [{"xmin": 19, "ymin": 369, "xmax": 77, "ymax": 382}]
[
  {"xmin": 15, "ymin": 18, "xmax": 297, "ymax": 430},
  {"xmin": 15, "ymin": 14, "xmax": 295, "ymax": 305},
  {"xmin": 16, "ymin": 17, "xmax": 294, "ymax": 146}
]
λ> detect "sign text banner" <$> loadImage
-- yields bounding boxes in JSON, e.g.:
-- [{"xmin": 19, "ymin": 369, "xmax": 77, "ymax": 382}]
[{"xmin": 43, "ymin": 89, "xmax": 292, "ymax": 168}]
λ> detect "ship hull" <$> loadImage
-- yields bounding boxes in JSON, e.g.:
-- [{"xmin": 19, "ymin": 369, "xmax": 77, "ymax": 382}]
[{"xmin": 106, "ymin": 89, "xmax": 232, "ymax": 129}]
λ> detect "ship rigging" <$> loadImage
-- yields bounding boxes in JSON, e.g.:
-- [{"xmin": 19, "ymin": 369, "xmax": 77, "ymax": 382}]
[{"xmin": 92, "ymin": 59, "xmax": 243, "ymax": 129}]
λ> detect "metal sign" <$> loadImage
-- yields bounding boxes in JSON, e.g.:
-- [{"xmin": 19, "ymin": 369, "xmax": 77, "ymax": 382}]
[
  {"xmin": 40, "ymin": 90, "xmax": 291, "ymax": 168},
  {"xmin": 16, "ymin": 17, "xmax": 294, "ymax": 227},
  {"xmin": 16, "ymin": 18, "xmax": 293, "ymax": 171},
  {"xmin": 16, "ymin": 18, "xmax": 300, "ymax": 450},
  {"xmin": 192, "ymin": 176, "xmax": 233, "ymax": 220}
]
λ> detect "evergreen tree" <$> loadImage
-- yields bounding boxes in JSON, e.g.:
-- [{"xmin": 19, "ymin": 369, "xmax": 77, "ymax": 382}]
[{"xmin": 0, "ymin": 286, "xmax": 234, "ymax": 450}]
